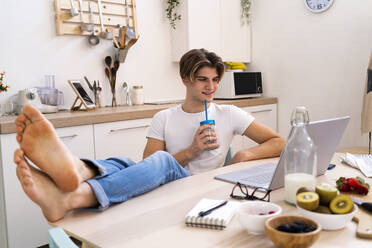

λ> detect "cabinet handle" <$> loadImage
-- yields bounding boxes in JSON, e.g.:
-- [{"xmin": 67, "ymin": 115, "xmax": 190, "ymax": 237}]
[
  {"xmin": 59, "ymin": 134, "xmax": 78, "ymax": 139},
  {"xmin": 109, "ymin": 124, "xmax": 150, "ymax": 133},
  {"xmin": 251, "ymin": 109, "xmax": 272, "ymax": 114}
]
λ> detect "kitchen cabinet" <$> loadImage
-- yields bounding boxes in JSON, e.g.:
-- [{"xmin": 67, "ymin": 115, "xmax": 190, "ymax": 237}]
[
  {"xmin": 231, "ymin": 104, "xmax": 278, "ymax": 153},
  {"xmin": 94, "ymin": 118, "xmax": 152, "ymax": 162},
  {"xmin": 170, "ymin": 0, "xmax": 251, "ymax": 62},
  {"xmin": 0, "ymin": 125, "xmax": 94, "ymax": 248}
]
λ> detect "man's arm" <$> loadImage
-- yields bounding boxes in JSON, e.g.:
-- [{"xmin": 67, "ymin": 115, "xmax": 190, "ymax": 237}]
[
  {"xmin": 227, "ymin": 120, "xmax": 285, "ymax": 165},
  {"xmin": 143, "ymin": 125, "xmax": 219, "ymax": 167},
  {"xmin": 143, "ymin": 137, "xmax": 166, "ymax": 159}
]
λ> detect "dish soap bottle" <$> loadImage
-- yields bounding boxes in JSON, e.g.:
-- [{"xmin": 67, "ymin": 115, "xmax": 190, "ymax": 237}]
[{"xmin": 284, "ymin": 106, "xmax": 317, "ymax": 205}]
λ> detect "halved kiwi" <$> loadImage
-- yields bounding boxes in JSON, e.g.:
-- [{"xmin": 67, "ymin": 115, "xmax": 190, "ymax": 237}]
[
  {"xmin": 315, "ymin": 183, "xmax": 338, "ymax": 206},
  {"xmin": 329, "ymin": 195, "xmax": 354, "ymax": 214},
  {"xmin": 296, "ymin": 192, "xmax": 319, "ymax": 211}
]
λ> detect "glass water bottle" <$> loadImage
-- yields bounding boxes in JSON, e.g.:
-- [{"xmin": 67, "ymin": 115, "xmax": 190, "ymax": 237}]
[{"xmin": 284, "ymin": 106, "xmax": 317, "ymax": 205}]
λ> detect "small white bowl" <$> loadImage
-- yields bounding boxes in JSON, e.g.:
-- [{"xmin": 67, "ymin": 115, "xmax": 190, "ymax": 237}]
[
  {"xmin": 297, "ymin": 204, "xmax": 358, "ymax": 230},
  {"xmin": 237, "ymin": 201, "xmax": 282, "ymax": 234}
]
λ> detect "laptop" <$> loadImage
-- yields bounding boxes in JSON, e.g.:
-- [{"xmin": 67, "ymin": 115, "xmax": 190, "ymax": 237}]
[{"xmin": 214, "ymin": 116, "xmax": 350, "ymax": 190}]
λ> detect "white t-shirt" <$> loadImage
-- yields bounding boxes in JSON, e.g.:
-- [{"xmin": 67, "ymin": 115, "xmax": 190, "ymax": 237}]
[{"xmin": 147, "ymin": 103, "xmax": 255, "ymax": 175}]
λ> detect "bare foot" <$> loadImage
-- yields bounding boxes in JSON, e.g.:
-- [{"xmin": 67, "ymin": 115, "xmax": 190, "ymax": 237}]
[
  {"xmin": 14, "ymin": 149, "xmax": 70, "ymax": 222},
  {"xmin": 14, "ymin": 105, "xmax": 94, "ymax": 191}
]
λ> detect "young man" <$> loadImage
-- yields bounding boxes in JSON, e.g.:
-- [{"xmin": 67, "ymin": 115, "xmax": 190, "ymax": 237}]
[
  {"xmin": 144, "ymin": 49, "xmax": 285, "ymax": 174},
  {"xmin": 14, "ymin": 105, "xmax": 189, "ymax": 222}
]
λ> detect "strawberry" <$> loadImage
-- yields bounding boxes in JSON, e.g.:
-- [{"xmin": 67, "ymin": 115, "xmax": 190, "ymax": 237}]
[
  {"xmin": 357, "ymin": 176, "xmax": 370, "ymax": 189},
  {"xmin": 340, "ymin": 183, "xmax": 351, "ymax": 192},
  {"xmin": 336, "ymin": 176, "xmax": 369, "ymax": 195},
  {"xmin": 357, "ymin": 184, "xmax": 369, "ymax": 195},
  {"xmin": 346, "ymin": 178, "xmax": 360, "ymax": 189}
]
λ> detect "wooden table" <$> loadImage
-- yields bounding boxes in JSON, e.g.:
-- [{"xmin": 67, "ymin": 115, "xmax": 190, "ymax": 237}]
[{"xmin": 52, "ymin": 154, "xmax": 372, "ymax": 248}]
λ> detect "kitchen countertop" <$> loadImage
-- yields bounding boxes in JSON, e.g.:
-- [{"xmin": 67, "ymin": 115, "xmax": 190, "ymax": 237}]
[{"xmin": 0, "ymin": 97, "xmax": 277, "ymax": 134}]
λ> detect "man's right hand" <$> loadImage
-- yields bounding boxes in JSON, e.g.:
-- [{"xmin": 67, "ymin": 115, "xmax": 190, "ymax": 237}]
[
  {"xmin": 150, "ymin": 125, "xmax": 220, "ymax": 167},
  {"xmin": 187, "ymin": 124, "xmax": 219, "ymax": 158}
]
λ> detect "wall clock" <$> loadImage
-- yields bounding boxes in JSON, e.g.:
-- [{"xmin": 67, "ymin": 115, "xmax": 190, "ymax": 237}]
[{"xmin": 304, "ymin": 0, "xmax": 334, "ymax": 13}]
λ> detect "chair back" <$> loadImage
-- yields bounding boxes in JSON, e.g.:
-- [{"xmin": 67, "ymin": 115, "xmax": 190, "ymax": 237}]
[
  {"xmin": 48, "ymin": 227, "xmax": 78, "ymax": 248},
  {"xmin": 224, "ymin": 145, "xmax": 234, "ymax": 166}
]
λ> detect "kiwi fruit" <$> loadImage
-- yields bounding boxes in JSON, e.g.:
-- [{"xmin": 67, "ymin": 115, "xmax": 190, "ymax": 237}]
[
  {"xmin": 296, "ymin": 187, "xmax": 315, "ymax": 195},
  {"xmin": 296, "ymin": 192, "xmax": 319, "ymax": 211},
  {"xmin": 315, "ymin": 183, "xmax": 338, "ymax": 206},
  {"xmin": 329, "ymin": 195, "xmax": 354, "ymax": 214},
  {"xmin": 314, "ymin": 205, "xmax": 332, "ymax": 214}
]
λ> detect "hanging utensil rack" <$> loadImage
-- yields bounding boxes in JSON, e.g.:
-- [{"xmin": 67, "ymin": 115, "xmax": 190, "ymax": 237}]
[{"xmin": 54, "ymin": 0, "xmax": 138, "ymax": 39}]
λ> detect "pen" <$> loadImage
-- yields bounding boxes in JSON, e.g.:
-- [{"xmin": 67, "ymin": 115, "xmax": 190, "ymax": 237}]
[{"xmin": 198, "ymin": 200, "xmax": 228, "ymax": 217}]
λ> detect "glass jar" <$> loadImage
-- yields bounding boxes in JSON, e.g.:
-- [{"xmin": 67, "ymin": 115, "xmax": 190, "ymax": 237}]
[
  {"xmin": 283, "ymin": 106, "xmax": 317, "ymax": 205},
  {"xmin": 200, "ymin": 119, "xmax": 218, "ymax": 150},
  {"xmin": 131, "ymin": 85, "xmax": 144, "ymax": 105}
]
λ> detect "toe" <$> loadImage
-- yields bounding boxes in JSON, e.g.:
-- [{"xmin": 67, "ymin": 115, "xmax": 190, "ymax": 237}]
[
  {"xmin": 16, "ymin": 134, "xmax": 22, "ymax": 143},
  {"xmin": 22, "ymin": 175, "xmax": 33, "ymax": 187},
  {"xmin": 15, "ymin": 114, "xmax": 27, "ymax": 126},
  {"xmin": 23, "ymin": 105, "xmax": 44, "ymax": 123},
  {"xmin": 16, "ymin": 125, "xmax": 25, "ymax": 135},
  {"xmin": 14, "ymin": 149, "xmax": 24, "ymax": 163},
  {"xmin": 25, "ymin": 119, "xmax": 31, "ymax": 127}
]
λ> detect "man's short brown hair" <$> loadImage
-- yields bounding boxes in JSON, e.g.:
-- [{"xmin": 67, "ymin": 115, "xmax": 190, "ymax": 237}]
[{"xmin": 179, "ymin": 49, "xmax": 225, "ymax": 82}]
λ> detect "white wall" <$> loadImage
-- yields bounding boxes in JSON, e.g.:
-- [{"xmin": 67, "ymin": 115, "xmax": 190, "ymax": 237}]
[
  {"xmin": 0, "ymin": 0, "xmax": 184, "ymax": 107},
  {"xmin": 248, "ymin": 0, "xmax": 372, "ymax": 149},
  {"xmin": 1, "ymin": 0, "xmax": 372, "ymax": 149}
]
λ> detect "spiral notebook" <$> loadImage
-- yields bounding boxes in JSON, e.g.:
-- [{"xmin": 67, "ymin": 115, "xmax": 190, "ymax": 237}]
[{"xmin": 185, "ymin": 198, "xmax": 241, "ymax": 230}]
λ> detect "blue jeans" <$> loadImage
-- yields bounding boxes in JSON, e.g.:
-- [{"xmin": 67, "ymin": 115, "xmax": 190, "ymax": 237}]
[{"xmin": 83, "ymin": 151, "xmax": 190, "ymax": 209}]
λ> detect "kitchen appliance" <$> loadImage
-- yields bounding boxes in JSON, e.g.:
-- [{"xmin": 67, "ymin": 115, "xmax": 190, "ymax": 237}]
[
  {"xmin": 17, "ymin": 88, "xmax": 61, "ymax": 114},
  {"xmin": 215, "ymin": 71, "xmax": 262, "ymax": 99}
]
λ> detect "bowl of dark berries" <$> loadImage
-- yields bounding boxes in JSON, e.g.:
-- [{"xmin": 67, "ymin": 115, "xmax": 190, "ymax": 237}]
[
  {"xmin": 265, "ymin": 215, "xmax": 321, "ymax": 248},
  {"xmin": 237, "ymin": 201, "xmax": 282, "ymax": 234}
]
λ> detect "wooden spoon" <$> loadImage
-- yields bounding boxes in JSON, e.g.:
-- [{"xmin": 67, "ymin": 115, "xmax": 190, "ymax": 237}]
[
  {"xmin": 105, "ymin": 56, "xmax": 112, "ymax": 68},
  {"xmin": 125, "ymin": 37, "xmax": 138, "ymax": 50},
  {"xmin": 113, "ymin": 36, "xmax": 120, "ymax": 49},
  {"xmin": 120, "ymin": 26, "xmax": 127, "ymax": 49},
  {"xmin": 105, "ymin": 67, "xmax": 111, "ymax": 82}
]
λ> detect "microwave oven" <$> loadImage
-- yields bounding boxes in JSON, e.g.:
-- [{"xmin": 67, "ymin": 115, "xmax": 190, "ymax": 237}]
[{"xmin": 215, "ymin": 71, "xmax": 263, "ymax": 99}]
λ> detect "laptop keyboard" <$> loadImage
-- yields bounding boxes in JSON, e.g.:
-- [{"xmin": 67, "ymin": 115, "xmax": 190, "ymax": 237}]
[
  {"xmin": 241, "ymin": 172, "xmax": 273, "ymax": 185},
  {"xmin": 238, "ymin": 163, "xmax": 276, "ymax": 188}
]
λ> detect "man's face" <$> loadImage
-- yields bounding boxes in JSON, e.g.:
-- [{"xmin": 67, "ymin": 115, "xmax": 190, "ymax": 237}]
[{"xmin": 184, "ymin": 66, "xmax": 220, "ymax": 102}]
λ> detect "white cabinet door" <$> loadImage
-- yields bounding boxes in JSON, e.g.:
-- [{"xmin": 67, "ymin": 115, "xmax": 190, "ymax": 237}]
[
  {"xmin": 94, "ymin": 118, "xmax": 152, "ymax": 162},
  {"xmin": 0, "ymin": 124, "xmax": 94, "ymax": 248},
  {"xmin": 220, "ymin": 0, "xmax": 251, "ymax": 62},
  {"xmin": 188, "ymin": 0, "xmax": 220, "ymax": 54},
  {"xmin": 55, "ymin": 125, "xmax": 95, "ymax": 159},
  {"xmin": 171, "ymin": 0, "xmax": 251, "ymax": 62},
  {"xmin": 231, "ymin": 104, "xmax": 277, "ymax": 153}
]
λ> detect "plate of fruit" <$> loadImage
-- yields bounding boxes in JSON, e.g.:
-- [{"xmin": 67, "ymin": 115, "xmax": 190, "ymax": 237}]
[{"xmin": 296, "ymin": 183, "xmax": 358, "ymax": 230}]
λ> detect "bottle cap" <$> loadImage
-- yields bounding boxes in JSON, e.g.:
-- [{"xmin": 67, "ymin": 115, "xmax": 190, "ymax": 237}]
[
  {"xmin": 200, "ymin": 119, "xmax": 215, "ymax": 126},
  {"xmin": 291, "ymin": 106, "xmax": 309, "ymax": 126}
]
